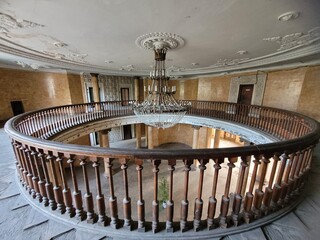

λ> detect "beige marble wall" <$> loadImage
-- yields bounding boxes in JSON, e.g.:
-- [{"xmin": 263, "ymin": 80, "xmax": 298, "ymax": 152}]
[
  {"xmin": 263, "ymin": 68, "xmax": 307, "ymax": 111},
  {"xmin": 69, "ymin": 135, "xmax": 91, "ymax": 146},
  {"xmin": 67, "ymin": 73, "xmax": 85, "ymax": 104},
  {"xmin": 297, "ymin": 66, "xmax": 320, "ymax": 121},
  {"xmin": 152, "ymin": 124, "xmax": 209, "ymax": 149},
  {"xmin": 149, "ymin": 65, "xmax": 320, "ymax": 147},
  {"xmin": 169, "ymin": 79, "xmax": 199, "ymax": 100},
  {"xmin": 197, "ymin": 75, "xmax": 231, "ymax": 102},
  {"xmin": 156, "ymin": 124, "xmax": 193, "ymax": 147},
  {"xmin": 0, "ymin": 68, "xmax": 84, "ymax": 121}
]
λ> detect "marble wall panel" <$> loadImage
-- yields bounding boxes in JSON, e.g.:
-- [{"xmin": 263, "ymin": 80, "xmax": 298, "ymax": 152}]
[
  {"xmin": 263, "ymin": 68, "xmax": 306, "ymax": 111},
  {"xmin": 197, "ymin": 75, "xmax": 231, "ymax": 102},
  {"xmin": 67, "ymin": 73, "xmax": 85, "ymax": 104},
  {"xmin": 297, "ymin": 66, "xmax": 320, "ymax": 121},
  {"xmin": 0, "ymin": 68, "xmax": 75, "ymax": 120}
]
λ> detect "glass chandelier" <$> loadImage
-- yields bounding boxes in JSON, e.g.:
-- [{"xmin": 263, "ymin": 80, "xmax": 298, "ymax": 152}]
[{"xmin": 133, "ymin": 41, "xmax": 190, "ymax": 129}]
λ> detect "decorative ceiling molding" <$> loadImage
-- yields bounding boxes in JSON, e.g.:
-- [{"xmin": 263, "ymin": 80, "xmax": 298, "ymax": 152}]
[
  {"xmin": 263, "ymin": 26, "xmax": 320, "ymax": 51},
  {"xmin": 53, "ymin": 41, "xmax": 68, "ymax": 48},
  {"xmin": 237, "ymin": 50, "xmax": 248, "ymax": 55},
  {"xmin": 135, "ymin": 32, "xmax": 185, "ymax": 50},
  {"xmin": 82, "ymin": 72, "xmax": 92, "ymax": 82},
  {"xmin": 167, "ymin": 65, "xmax": 185, "ymax": 72},
  {"xmin": 278, "ymin": 11, "xmax": 300, "ymax": 21},
  {"xmin": 42, "ymin": 51, "xmax": 88, "ymax": 63},
  {"xmin": 0, "ymin": 13, "xmax": 87, "ymax": 65},
  {"xmin": 0, "ymin": 12, "xmax": 44, "ymax": 35},
  {"xmin": 119, "ymin": 64, "xmax": 135, "ymax": 71},
  {"xmin": 209, "ymin": 58, "xmax": 251, "ymax": 68},
  {"xmin": 170, "ymin": 41, "xmax": 320, "ymax": 76},
  {"xmin": 16, "ymin": 60, "xmax": 40, "ymax": 70},
  {"xmin": 1, "ymin": 37, "xmax": 320, "ymax": 77},
  {"xmin": 0, "ymin": 1, "xmax": 319, "ymax": 77}
]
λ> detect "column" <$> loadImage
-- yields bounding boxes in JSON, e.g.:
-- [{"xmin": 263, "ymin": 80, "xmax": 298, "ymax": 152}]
[
  {"xmin": 100, "ymin": 129, "xmax": 111, "ymax": 178},
  {"xmin": 192, "ymin": 125, "xmax": 201, "ymax": 166},
  {"xmin": 148, "ymin": 126, "xmax": 154, "ymax": 149},
  {"xmin": 134, "ymin": 77, "xmax": 140, "ymax": 101},
  {"xmin": 136, "ymin": 124, "xmax": 142, "ymax": 149},
  {"xmin": 192, "ymin": 125, "xmax": 201, "ymax": 149},
  {"xmin": 143, "ymin": 78, "xmax": 148, "ymax": 99},
  {"xmin": 91, "ymin": 74, "xmax": 100, "ymax": 102},
  {"xmin": 206, "ymin": 128, "xmax": 214, "ymax": 148},
  {"xmin": 99, "ymin": 129, "xmax": 111, "ymax": 148},
  {"xmin": 214, "ymin": 129, "xmax": 221, "ymax": 148},
  {"xmin": 145, "ymin": 125, "xmax": 148, "ymax": 148}
]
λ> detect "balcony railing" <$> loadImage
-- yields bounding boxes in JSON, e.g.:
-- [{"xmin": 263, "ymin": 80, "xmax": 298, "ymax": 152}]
[{"xmin": 4, "ymin": 101, "xmax": 320, "ymax": 238}]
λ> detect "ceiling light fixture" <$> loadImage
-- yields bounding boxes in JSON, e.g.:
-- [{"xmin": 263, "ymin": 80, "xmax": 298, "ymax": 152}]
[{"xmin": 133, "ymin": 33, "xmax": 190, "ymax": 129}]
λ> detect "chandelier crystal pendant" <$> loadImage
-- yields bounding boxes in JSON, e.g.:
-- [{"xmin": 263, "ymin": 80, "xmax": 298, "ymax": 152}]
[{"xmin": 133, "ymin": 37, "xmax": 190, "ymax": 129}]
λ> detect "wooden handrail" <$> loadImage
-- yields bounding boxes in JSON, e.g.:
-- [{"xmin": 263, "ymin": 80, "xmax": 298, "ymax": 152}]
[
  {"xmin": 5, "ymin": 101, "xmax": 320, "ymax": 160},
  {"xmin": 4, "ymin": 100, "xmax": 320, "ymax": 238}
]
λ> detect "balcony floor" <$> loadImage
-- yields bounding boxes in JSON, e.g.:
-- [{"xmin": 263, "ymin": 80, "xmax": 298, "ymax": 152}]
[{"xmin": 0, "ymin": 127, "xmax": 319, "ymax": 239}]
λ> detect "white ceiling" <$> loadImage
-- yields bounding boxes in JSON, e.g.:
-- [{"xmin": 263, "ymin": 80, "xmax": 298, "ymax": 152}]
[{"xmin": 0, "ymin": 0, "xmax": 320, "ymax": 77}]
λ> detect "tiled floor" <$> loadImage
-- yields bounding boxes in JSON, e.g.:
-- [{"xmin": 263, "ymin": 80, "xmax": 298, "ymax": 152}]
[{"xmin": 0, "ymin": 127, "xmax": 320, "ymax": 239}]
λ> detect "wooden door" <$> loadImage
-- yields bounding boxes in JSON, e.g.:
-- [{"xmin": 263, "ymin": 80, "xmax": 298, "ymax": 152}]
[
  {"xmin": 237, "ymin": 84, "xmax": 254, "ymax": 116},
  {"xmin": 121, "ymin": 88, "xmax": 129, "ymax": 106},
  {"xmin": 237, "ymin": 84, "xmax": 254, "ymax": 105},
  {"xmin": 123, "ymin": 125, "xmax": 132, "ymax": 140}
]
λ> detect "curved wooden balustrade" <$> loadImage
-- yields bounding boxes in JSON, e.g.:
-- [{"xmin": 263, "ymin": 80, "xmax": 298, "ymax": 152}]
[{"xmin": 4, "ymin": 100, "xmax": 320, "ymax": 238}]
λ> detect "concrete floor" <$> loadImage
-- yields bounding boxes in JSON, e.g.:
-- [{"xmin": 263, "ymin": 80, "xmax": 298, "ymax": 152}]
[{"xmin": 1, "ymin": 127, "xmax": 320, "ymax": 239}]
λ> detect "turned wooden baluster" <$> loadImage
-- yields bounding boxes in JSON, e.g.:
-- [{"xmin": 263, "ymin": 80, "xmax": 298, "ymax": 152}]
[
  {"xmin": 286, "ymin": 152, "xmax": 299, "ymax": 201},
  {"xmin": 180, "ymin": 159, "xmax": 193, "ymax": 232},
  {"xmin": 38, "ymin": 149, "xmax": 56, "ymax": 209},
  {"xmin": 31, "ymin": 148, "xmax": 49, "ymax": 206},
  {"xmin": 12, "ymin": 142, "xmax": 23, "ymax": 182},
  {"xmin": 166, "ymin": 159, "xmax": 176, "ymax": 232},
  {"xmin": 232, "ymin": 155, "xmax": 249, "ymax": 226},
  {"xmin": 105, "ymin": 158, "xmax": 119, "ymax": 228},
  {"xmin": 253, "ymin": 155, "xmax": 270, "ymax": 219},
  {"xmin": 193, "ymin": 159, "xmax": 209, "ymax": 231},
  {"xmin": 303, "ymin": 146, "xmax": 314, "ymax": 175},
  {"xmin": 270, "ymin": 152, "xmax": 288, "ymax": 210},
  {"xmin": 207, "ymin": 157, "xmax": 223, "ymax": 230},
  {"xmin": 92, "ymin": 158, "xmax": 107, "ymax": 226},
  {"xmin": 219, "ymin": 157, "xmax": 236, "ymax": 228},
  {"xmin": 243, "ymin": 155, "xmax": 260, "ymax": 223},
  {"xmin": 262, "ymin": 153, "xmax": 280, "ymax": 214},
  {"xmin": 56, "ymin": 152, "xmax": 75, "ymax": 217},
  {"xmin": 120, "ymin": 158, "xmax": 132, "ymax": 230},
  {"xmin": 30, "ymin": 147, "xmax": 43, "ymax": 202},
  {"xmin": 14, "ymin": 143, "xmax": 27, "ymax": 187},
  {"xmin": 292, "ymin": 150, "xmax": 306, "ymax": 195},
  {"xmin": 80, "ymin": 158, "xmax": 95, "ymax": 223},
  {"xmin": 135, "ymin": 158, "xmax": 145, "ymax": 232},
  {"xmin": 297, "ymin": 149, "xmax": 309, "ymax": 190},
  {"xmin": 152, "ymin": 159, "xmax": 161, "ymax": 233},
  {"xmin": 66, "ymin": 154, "xmax": 84, "ymax": 220},
  {"xmin": 23, "ymin": 146, "xmax": 35, "ymax": 196},
  {"xmin": 241, "ymin": 154, "xmax": 252, "ymax": 197},
  {"xmin": 278, "ymin": 153, "xmax": 294, "ymax": 206},
  {"xmin": 47, "ymin": 151, "xmax": 65, "ymax": 214}
]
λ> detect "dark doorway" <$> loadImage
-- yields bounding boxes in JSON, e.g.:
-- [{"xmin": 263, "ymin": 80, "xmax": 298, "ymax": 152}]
[
  {"xmin": 237, "ymin": 84, "xmax": 254, "ymax": 105},
  {"xmin": 11, "ymin": 101, "xmax": 24, "ymax": 116},
  {"xmin": 121, "ymin": 88, "xmax": 130, "ymax": 106},
  {"xmin": 88, "ymin": 87, "xmax": 94, "ymax": 103},
  {"xmin": 123, "ymin": 125, "xmax": 132, "ymax": 140},
  {"xmin": 237, "ymin": 84, "xmax": 254, "ymax": 116},
  {"xmin": 95, "ymin": 132, "xmax": 99, "ymax": 145}
]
